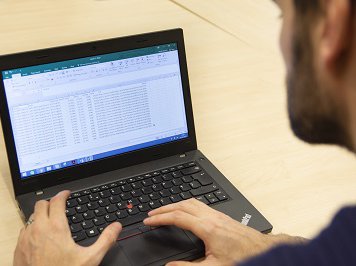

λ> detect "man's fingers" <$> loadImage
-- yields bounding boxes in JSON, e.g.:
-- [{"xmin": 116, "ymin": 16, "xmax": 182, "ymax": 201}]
[
  {"xmin": 144, "ymin": 211, "xmax": 207, "ymax": 241},
  {"xmin": 33, "ymin": 200, "xmax": 50, "ymax": 221},
  {"xmin": 49, "ymin": 190, "xmax": 71, "ymax": 221},
  {"xmin": 87, "ymin": 222, "xmax": 122, "ymax": 264},
  {"xmin": 148, "ymin": 198, "xmax": 212, "ymax": 217}
]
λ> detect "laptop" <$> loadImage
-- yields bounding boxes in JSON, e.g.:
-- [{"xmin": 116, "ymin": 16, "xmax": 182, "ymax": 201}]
[{"xmin": 0, "ymin": 28, "xmax": 272, "ymax": 265}]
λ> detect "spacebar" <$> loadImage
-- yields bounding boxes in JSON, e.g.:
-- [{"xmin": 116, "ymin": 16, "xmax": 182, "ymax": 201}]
[{"xmin": 120, "ymin": 213, "xmax": 148, "ymax": 227}]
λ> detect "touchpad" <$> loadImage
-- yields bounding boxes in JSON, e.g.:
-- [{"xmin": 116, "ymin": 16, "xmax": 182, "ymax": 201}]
[{"xmin": 120, "ymin": 226, "xmax": 196, "ymax": 266}]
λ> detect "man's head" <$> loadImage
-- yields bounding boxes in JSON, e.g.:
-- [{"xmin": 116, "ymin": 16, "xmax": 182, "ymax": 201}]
[{"xmin": 275, "ymin": 0, "xmax": 356, "ymax": 151}]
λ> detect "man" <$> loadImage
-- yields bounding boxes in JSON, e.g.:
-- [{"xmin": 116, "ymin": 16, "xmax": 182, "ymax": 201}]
[{"xmin": 13, "ymin": 0, "xmax": 356, "ymax": 265}]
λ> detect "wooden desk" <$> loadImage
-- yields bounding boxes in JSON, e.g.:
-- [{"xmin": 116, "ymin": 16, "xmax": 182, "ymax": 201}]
[{"xmin": 1, "ymin": 0, "xmax": 356, "ymax": 265}]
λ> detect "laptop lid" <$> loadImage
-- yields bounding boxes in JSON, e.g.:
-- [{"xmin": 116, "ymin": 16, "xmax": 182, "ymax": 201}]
[{"xmin": 0, "ymin": 29, "xmax": 197, "ymax": 196}]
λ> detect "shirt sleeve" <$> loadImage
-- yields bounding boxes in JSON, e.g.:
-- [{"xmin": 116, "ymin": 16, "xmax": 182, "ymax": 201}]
[{"xmin": 239, "ymin": 206, "xmax": 356, "ymax": 266}]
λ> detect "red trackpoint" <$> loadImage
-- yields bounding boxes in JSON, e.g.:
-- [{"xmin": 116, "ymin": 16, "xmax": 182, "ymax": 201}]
[{"xmin": 127, "ymin": 203, "xmax": 133, "ymax": 209}]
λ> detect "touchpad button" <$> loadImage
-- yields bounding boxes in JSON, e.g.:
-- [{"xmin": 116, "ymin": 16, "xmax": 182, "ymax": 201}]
[{"xmin": 120, "ymin": 226, "xmax": 196, "ymax": 266}]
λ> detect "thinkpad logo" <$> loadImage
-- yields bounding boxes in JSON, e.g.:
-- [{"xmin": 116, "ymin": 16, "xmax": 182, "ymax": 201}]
[{"xmin": 241, "ymin": 213, "xmax": 252, "ymax": 225}]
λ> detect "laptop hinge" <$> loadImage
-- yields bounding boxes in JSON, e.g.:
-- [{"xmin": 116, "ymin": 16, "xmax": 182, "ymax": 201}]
[{"xmin": 35, "ymin": 190, "xmax": 44, "ymax": 196}]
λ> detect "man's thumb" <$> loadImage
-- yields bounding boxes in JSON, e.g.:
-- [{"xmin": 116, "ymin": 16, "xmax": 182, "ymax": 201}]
[{"xmin": 88, "ymin": 222, "xmax": 122, "ymax": 263}]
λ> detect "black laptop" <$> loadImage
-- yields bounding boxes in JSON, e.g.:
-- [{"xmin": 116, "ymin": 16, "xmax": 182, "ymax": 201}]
[{"xmin": 0, "ymin": 28, "xmax": 272, "ymax": 265}]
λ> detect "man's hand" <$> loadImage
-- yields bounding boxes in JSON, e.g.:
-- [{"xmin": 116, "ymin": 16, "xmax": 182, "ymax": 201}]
[
  {"xmin": 144, "ymin": 198, "xmax": 306, "ymax": 266},
  {"xmin": 14, "ymin": 190, "xmax": 121, "ymax": 266}
]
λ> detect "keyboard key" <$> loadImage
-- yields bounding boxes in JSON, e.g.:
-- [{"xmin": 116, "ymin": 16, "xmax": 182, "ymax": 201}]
[
  {"xmin": 94, "ymin": 208, "xmax": 106, "ymax": 217},
  {"xmin": 121, "ymin": 184, "xmax": 131, "ymax": 192},
  {"xmin": 149, "ymin": 201, "xmax": 161, "ymax": 209},
  {"xmin": 66, "ymin": 199, "xmax": 78, "ymax": 208},
  {"xmin": 179, "ymin": 183, "xmax": 191, "ymax": 192},
  {"xmin": 172, "ymin": 178, "xmax": 183, "ymax": 186},
  {"xmin": 127, "ymin": 207, "xmax": 139, "ymax": 216},
  {"xmin": 149, "ymin": 192, "xmax": 161, "ymax": 200},
  {"xmin": 161, "ymin": 169, "xmax": 169, "ymax": 174},
  {"xmin": 131, "ymin": 182, "xmax": 142, "ymax": 190},
  {"xmin": 138, "ymin": 203, "xmax": 150, "ymax": 212},
  {"xmin": 190, "ymin": 184, "xmax": 219, "ymax": 197},
  {"xmin": 73, "ymin": 231, "xmax": 86, "ymax": 242},
  {"xmin": 91, "ymin": 187, "xmax": 100, "ymax": 193},
  {"xmin": 110, "ymin": 187, "xmax": 121, "ymax": 195},
  {"xmin": 109, "ymin": 195, "xmax": 121, "ymax": 204},
  {"xmin": 77, "ymin": 196, "xmax": 89, "ymax": 205},
  {"xmin": 71, "ymin": 192, "xmax": 81, "ymax": 198},
  {"xmin": 127, "ymin": 198, "xmax": 139, "ymax": 206},
  {"xmin": 70, "ymin": 223, "xmax": 82, "ymax": 233},
  {"xmin": 75, "ymin": 205, "xmax": 88, "ymax": 213},
  {"xmin": 170, "ymin": 195, "xmax": 182, "ymax": 203},
  {"xmin": 162, "ymin": 181, "xmax": 173, "ymax": 189},
  {"xmin": 182, "ymin": 176, "xmax": 193, "ymax": 183},
  {"xmin": 192, "ymin": 172, "xmax": 214, "ymax": 186},
  {"xmin": 214, "ymin": 191, "xmax": 228, "ymax": 201},
  {"xmin": 131, "ymin": 189, "xmax": 142, "ymax": 197},
  {"xmin": 89, "ymin": 193, "xmax": 100, "ymax": 201},
  {"xmin": 116, "ymin": 202, "xmax": 126, "ymax": 210},
  {"xmin": 71, "ymin": 214, "xmax": 83, "ymax": 223},
  {"xmin": 185, "ymin": 162, "xmax": 196, "ymax": 167},
  {"xmin": 179, "ymin": 192, "xmax": 192, "ymax": 200},
  {"xmin": 120, "ymin": 192, "xmax": 132, "ymax": 201},
  {"xmin": 205, "ymin": 193, "xmax": 215, "ymax": 199},
  {"xmin": 144, "ymin": 173, "xmax": 152, "ymax": 178},
  {"xmin": 104, "ymin": 213, "xmax": 117, "ymax": 222},
  {"xmin": 160, "ymin": 197, "xmax": 172, "ymax": 206},
  {"xmin": 116, "ymin": 210, "xmax": 128, "ymax": 219},
  {"xmin": 170, "ymin": 186, "xmax": 181, "ymax": 195},
  {"xmin": 181, "ymin": 166, "xmax": 201, "ymax": 176},
  {"xmin": 208, "ymin": 197, "xmax": 219, "ymax": 204},
  {"xmin": 100, "ymin": 185, "xmax": 109, "ymax": 190},
  {"xmin": 82, "ymin": 211, "xmax": 95, "ymax": 220},
  {"xmin": 189, "ymin": 181, "xmax": 201, "ymax": 189},
  {"xmin": 109, "ymin": 182, "xmax": 118, "ymax": 188},
  {"xmin": 139, "ymin": 195, "xmax": 150, "ymax": 203},
  {"xmin": 86, "ymin": 228, "xmax": 99, "ymax": 237},
  {"xmin": 160, "ymin": 189, "xmax": 171, "ymax": 198},
  {"xmin": 142, "ymin": 179, "xmax": 153, "ymax": 187},
  {"xmin": 152, "ymin": 184, "xmax": 163, "ymax": 192},
  {"xmin": 105, "ymin": 204, "xmax": 118, "ymax": 213},
  {"xmin": 162, "ymin": 174, "xmax": 173, "ymax": 181},
  {"xmin": 66, "ymin": 208, "xmax": 75, "ymax": 217},
  {"xmin": 152, "ymin": 171, "xmax": 160, "ymax": 176},
  {"xmin": 127, "ymin": 177, "xmax": 136, "ymax": 183},
  {"xmin": 81, "ymin": 220, "xmax": 94, "ymax": 229},
  {"xmin": 142, "ymin": 186, "xmax": 154, "ymax": 194},
  {"xmin": 152, "ymin": 176, "xmax": 163, "ymax": 184},
  {"xmin": 93, "ymin": 217, "xmax": 105, "ymax": 226},
  {"xmin": 172, "ymin": 171, "xmax": 183, "ymax": 178},
  {"xmin": 98, "ymin": 199, "xmax": 110, "ymax": 207},
  {"xmin": 87, "ymin": 202, "xmax": 99, "ymax": 210}
]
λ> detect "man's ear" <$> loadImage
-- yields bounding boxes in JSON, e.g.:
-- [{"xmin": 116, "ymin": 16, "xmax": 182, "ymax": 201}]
[{"xmin": 320, "ymin": 0, "xmax": 352, "ymax": 69}]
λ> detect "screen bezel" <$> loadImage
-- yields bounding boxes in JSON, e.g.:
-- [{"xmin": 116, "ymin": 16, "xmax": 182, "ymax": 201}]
[{"xmin": 0, "ymin": 28, "xmax": 197, "ymax": 196}]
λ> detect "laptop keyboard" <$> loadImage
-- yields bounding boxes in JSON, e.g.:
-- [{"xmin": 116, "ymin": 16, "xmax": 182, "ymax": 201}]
[{"xmin": 64, "ymin": 161, "xmax": 229, "ymax": 243}]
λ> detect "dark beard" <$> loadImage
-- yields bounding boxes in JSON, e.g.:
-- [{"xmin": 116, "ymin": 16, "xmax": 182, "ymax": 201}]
[{"xmin": 286, "ymin": 18, "xmax": 351, "ymax": 149}]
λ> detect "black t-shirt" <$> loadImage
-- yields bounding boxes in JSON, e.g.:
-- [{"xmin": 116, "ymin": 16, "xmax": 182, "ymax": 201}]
[{"xmin": 240, "ymin": 206, "xmax": 356, "ymax": 266}]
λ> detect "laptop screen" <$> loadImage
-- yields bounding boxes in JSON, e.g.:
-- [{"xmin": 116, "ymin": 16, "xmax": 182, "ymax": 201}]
[{"xmin": 2, "ymin": 43, "xmax": 188, "ymax": 179}]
